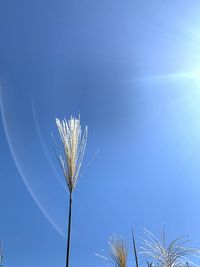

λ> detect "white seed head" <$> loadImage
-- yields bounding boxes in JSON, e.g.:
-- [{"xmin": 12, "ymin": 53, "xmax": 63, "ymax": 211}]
[
  {"xmin": 140, "ymin": 228, "xmax": 200, "ymax": 267},
  {"xmin": 55, "ymin": 116, "xmax": 88, "ymax": 192}
]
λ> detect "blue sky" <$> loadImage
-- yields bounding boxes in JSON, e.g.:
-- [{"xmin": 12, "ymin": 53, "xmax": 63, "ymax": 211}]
[{"xmin": 1, "ymin": 1, "xmax": 200, "ymax": 267}]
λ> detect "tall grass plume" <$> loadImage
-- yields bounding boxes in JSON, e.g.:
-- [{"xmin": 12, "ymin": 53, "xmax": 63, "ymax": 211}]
[{"xmin": 55, "ymin": 115, "xmax": 88, "ymax": 267}]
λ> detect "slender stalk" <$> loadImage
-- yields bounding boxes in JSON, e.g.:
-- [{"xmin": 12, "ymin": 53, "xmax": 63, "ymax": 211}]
[
  {"xmin": 66, "ymin": 193, "xmax": 72, "ymax": 267},
  {"xmin": 132, "ymin": 229, "xmax": 139, "ymax": 267}
]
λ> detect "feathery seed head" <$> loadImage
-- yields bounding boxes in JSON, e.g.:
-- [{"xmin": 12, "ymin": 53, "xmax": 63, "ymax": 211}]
[
  {"xmin": 109, "ymin": 235, "xmax": 128, "ymax": 267},
  {"xmin": 55, "ymin": 116, "xmax": 88, "ymax": 193},
  {"xmin": 140, "ymin": 228, "xmax": 200, "ymax": 267}
]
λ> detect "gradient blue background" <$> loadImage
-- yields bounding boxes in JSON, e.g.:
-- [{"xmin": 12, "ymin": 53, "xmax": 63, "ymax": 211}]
[{"xmin": 1, "ymin": 1, "xmax": 200, "ymax": 266}]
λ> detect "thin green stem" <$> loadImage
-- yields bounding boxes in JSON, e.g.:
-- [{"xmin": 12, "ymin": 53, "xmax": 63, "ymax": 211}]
[{"xmin": 66, "ymin": 193, "xmax": 72, "ymax": 267}]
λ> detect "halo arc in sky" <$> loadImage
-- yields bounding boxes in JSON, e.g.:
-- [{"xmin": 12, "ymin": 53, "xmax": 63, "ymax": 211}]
[{"xmin": 0, "ymin": 85, "xmax": 65, "ymax": 238}]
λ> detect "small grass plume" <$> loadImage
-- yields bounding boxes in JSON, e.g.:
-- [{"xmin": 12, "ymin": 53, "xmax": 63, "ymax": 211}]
[
  {"xmin": 140, "ymin": 228, "xmax": 200, "ymax": 267},
  {"xmin": 55, "ymin": 115, "xmax": 88, "ymax": 267},
  {"xmin": 97, "ymin": 235, "xmax": 128, "ymax": 267},
  {"xmin": 109, "ymin": 236, "xmax": 128, "ymax": 267}
]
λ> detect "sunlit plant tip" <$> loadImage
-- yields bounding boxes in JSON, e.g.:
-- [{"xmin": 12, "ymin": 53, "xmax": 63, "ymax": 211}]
[
  {"xmin": 140, "ymin": 228, "xmax": 200, "ymax": 267},
  {"xmin": 55, "ymin": 116, "xmax": 88, "ymax": 193},
  {"xmin": 109, "ymin": 235, "xmax": 128, "ymax": 267}
]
